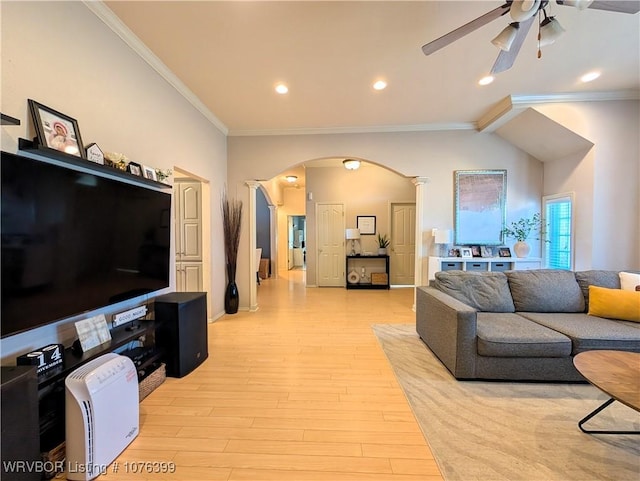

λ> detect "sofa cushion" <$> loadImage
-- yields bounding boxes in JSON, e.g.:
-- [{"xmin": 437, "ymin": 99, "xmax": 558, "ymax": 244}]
[
  {"xmin": 619, "ymin": 271, "xmax": 640, "ymax": 291},
  {"xmin": 506, "ymin": 270, "xmax": 584, "ymax": 313},
  {"xmin": 434, "ymin": 271, "xmax": 515, "ymax": 312},
  {"xmin": 517, "ymin": 312, "xmax": 640, "ymax": 354},
  {"xmin": 588, "ymin": 286, "xmax": 640, "ymax": 322},
  {"xmin": 575, "ymin": 270, "xmax": 620, "ymax": 311},
  {"xmin": 476, "ymin": 313, "xmax": 572, "ymax": 358}
]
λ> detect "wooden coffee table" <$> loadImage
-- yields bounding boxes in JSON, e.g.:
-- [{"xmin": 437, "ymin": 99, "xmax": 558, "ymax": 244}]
[{"xmin": 573, "ymin": 350, "xmax": 640, "ymax": 435}]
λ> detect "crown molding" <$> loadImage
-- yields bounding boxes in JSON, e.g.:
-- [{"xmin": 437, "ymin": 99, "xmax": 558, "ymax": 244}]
[
  {"xmin": 511, "ymin": 90, "xmax": 640, "ymax": 106},
  {"xmin": 83, "ymin": 1, "xmax": 228, "ymax": 135},
  {"xmin": 479, "ymin": 90, "xmax": 640, "ymax": 132},
  {"xmin": 228, "ymin": 122, "xmax": 477, "ymax": 137}
]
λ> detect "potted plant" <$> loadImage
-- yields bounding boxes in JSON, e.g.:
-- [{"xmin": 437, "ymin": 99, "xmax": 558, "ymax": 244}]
[
  {"xmin": 222, "ymin": 189, "xmax": 243, "ymax": 314},
  {"xmin": 501, "ymin": 213, "xmax": 544, "ymax": 258},
  {"xmin": 377, "ymin": 233, "xmax": 390, "ymax": 255}
]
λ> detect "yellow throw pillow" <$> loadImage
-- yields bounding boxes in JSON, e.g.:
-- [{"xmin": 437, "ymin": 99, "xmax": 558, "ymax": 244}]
[{"xmin": 588, "ymin": 285, "xmax": 640, "ymax": 322}]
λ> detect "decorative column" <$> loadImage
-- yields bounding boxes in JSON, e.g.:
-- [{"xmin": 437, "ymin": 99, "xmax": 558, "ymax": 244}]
[
  {"xmin": 268, "ymin": 204, "xmax": 278, "ymax": 279},
  {"xmin": 245, "ymin": 181, "xmax": 260, "ymax": 312},
  {"xmin": 412, "ymin": 177, "xmax": 430, "ymax": 311}
]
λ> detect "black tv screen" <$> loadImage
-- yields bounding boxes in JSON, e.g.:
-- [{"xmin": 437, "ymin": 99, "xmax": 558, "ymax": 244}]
[{"xmin": 1, "ymin": 151, "xmax": 171, "ymax": 338}]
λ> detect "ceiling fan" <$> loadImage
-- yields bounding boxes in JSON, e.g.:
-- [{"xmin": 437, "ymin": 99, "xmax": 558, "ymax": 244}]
[{"xmin": 421, "ymin": 0, "xmax": 640, "ymax": 74}]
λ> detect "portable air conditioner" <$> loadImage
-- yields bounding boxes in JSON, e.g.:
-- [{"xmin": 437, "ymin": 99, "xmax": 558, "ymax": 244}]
[{"xmin": 65, "ymin": 353, "xmax": 139, "ymax": 481}]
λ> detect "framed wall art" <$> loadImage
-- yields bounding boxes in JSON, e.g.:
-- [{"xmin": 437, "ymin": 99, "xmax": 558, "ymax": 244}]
[
  {"xmin": 357, "ymin": 216, "xmax": 376, "ymax": 235},
  {"xmin": 454, "ymin": 170, "xmax": 506, "ymax": 246},
  {"xmin": 28, "ymin": 99, "xmax": 85, "ymax": 158}
]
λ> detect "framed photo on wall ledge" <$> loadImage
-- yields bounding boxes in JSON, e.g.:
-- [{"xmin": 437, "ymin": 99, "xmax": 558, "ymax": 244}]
[
  {"xmin": 28, "ymin": 99, "xmax": 85, "ymax": 158},
  {"xmin": 499, "ymin": 247, "xmax": 512, "ymax": 257},
  {"xmin": 142, "ymin": 165, "xmax": 157, "ymax": 181},
  {"xmin": 461, "ymin": 248, "xmax": 473, "ymax": 258},
  {"xmin": 357, "ymin": 216, "xmax": 376, "ymax": 235}
]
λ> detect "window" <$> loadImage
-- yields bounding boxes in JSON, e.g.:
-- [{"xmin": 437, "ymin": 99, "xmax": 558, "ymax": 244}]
[{"xmin": 543, "ymin": 193, "xmax": 574, "ymax": 270}]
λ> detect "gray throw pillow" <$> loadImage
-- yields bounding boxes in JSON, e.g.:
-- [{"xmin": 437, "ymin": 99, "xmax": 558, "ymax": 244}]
[
  {"xmin": 434, "ymin": 271, "xmax": 515, "ymax": 312},
  {"xmin": 574, "ymin": 270, "xmax": 621, "ymax": 312},
  {"xmin": 506, "ymin": 270, "xmax": 585, "ymax": 313}
]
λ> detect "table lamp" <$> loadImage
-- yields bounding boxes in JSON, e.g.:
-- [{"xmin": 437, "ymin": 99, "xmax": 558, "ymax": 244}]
[
  {"xmin": 434, "ymin": 229, "xmax": 452, "ymax": 256},
  {"xmin": 346, "ymin": 228, "xmax": 361, "ymax": 256}
]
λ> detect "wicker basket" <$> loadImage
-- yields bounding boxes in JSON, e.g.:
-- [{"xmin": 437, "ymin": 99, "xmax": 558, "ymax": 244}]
[
  {"xmin": 139, "ymin": 363, "xmax": 166, "ymax": 401},
  {"xmin": 371, "ymin": 272, "xmax": 388, "ymax": 285}
]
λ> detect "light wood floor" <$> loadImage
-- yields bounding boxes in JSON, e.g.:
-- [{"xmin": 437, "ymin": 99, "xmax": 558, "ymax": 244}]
[{"xmin": 98, "ymin": 271, "xmax": 444, "ymax": 481}]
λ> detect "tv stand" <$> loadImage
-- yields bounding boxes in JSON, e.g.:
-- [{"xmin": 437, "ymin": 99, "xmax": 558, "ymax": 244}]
[{"xmin": 36, "ymin": 319, "xmax": 164, "ymax": 456}]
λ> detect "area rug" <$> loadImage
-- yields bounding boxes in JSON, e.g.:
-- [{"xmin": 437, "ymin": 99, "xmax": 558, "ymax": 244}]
[{"xmin": 372, "ymin": 324, "xmax": 640, "ymax": 481}]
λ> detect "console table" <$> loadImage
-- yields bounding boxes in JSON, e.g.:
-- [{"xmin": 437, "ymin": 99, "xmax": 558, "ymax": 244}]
[
  {"xmin": 346, "ymin": 255, "xmax": 390, "ymax": 289},
  {"xmin": 428, "ymin": 256, "xmax": 542, "ymax": 280}
]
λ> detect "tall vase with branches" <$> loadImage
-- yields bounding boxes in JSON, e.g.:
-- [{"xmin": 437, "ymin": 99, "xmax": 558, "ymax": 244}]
[{"xmin": 222, "ymin": 189, "xmax": 243, "ymax": 314}]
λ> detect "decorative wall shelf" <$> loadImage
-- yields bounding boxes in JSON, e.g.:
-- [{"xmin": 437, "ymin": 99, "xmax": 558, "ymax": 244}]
[
  {"xmin": 1, "ymin": 113, "xmax": 21, "ymax": 125},
  {"xmin": 18, "ymin": 138, "xmax": 171, "ymax": 190}
]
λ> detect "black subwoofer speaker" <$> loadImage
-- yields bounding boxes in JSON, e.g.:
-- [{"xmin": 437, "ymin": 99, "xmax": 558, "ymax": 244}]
[
  {"xmin": 1, "ymin": 366, "xmax": 41, "ymax": 481},
  {"xmin": 155, "ymin": 292, "xmax": 208, "ymax": 378}
]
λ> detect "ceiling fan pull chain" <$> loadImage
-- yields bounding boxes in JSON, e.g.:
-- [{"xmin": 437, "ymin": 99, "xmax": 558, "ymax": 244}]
[{"xmin": 537, "ymin": 11, "xmax": 542, "ymax": 58}]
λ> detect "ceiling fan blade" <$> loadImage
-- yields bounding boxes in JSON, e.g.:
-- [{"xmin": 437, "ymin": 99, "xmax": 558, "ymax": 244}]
[
  {"xmin": 490, "ymin": 16, "xmax": 536, "ymax": 74},
  {"xmin": 557, "ymin": 0, "xmax": 640, "ymax": 14},
  {"xmin": 422, "ymin": 3, "xmax": 511, "ymax": 56}
]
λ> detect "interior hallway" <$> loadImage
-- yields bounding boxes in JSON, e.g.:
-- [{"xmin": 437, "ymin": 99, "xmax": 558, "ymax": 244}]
[{"xmin": 112, "ymin": 271, "xmax": 443, "ymax": 480}]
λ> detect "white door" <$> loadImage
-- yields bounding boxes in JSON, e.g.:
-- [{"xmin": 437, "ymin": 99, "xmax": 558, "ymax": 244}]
[
  {"xmin": 177, "ymin": 182, "xmax": 202, "ymax": 262},
  {"xmin": 175, "ymin": 180, "xmax": 203, "ymax": 292},
  {"xmin": 317, "ymin": 203, "xmax": 345, "ymax": 287},
  {"xmin": 390, "ymin": 203, "xmax": 416, "ymax": 285}
]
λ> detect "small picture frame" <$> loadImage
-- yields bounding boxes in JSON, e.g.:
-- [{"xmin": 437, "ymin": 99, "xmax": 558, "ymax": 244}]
[
  {"xmin": 471, "ymin": 245, "xmax": 482, "ymax": 257},
  {"xmin": 142, "ymin": 165, "xmax": 157, "ymax": 181},
  {"xmin": 28, "ymin": 99, "xmax": 85, "ymax": 158},
  {"xmin": 85, "ymin": 143, "xmax": 104, "ymax": 164},
  {"xmin": 461, "ymin": 248, "xmax": 473, "ymax": 258},
  {"xmin": 448, "ymin": 248, "xmax": 461, "ymax": 257},
  {"xmin": 480, "ymin": 246, "xmax": 495, "ymax": 258},
  {"xmin": 356, "ymin": 216, "xmax": 376, "ymax": 235},
  {"xmin": 128, "ymin": 162, "xmax": 142, "ymax": 176},
  {"xmin": 499, "ymin": 247, "xmax": 512, "ymax": 257}
]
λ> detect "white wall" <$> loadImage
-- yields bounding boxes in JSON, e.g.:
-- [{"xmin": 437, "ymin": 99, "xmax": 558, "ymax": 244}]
[
  {"xmin": 537, "ymin": 100, "xmax": 639, "ymax": 270},
  {"xmin": 1, "ymin": 2, "xmax": 227, "ymax": 361},
  {"xmin": 228, "ymin": 130, "xmax": 542, "ymax": 309}
]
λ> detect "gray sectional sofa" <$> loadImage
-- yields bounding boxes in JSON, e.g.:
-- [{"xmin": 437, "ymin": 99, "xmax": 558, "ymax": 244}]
[{"xmin": 416, "ymin": 269, "xmax": 640, "ymax": 381}]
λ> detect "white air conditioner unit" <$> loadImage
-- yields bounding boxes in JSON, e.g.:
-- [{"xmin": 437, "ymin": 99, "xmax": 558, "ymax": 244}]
[{"xmin": 65, "ymin": 353, "xmax": 139, "ymax": 481}]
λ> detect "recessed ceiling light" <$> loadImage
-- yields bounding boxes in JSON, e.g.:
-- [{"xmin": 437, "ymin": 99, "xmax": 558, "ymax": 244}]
[
  {"xmin": 275, "ymin": 83, "xmax": 289, "ymax": 94},
  {"xmin": 373, "ymin": 80, "xmax": 387, "ymax": 90},
  {"xmin": 478, "ymin": 75, "xmax": 494, "ymax": 86},
  {"xmin": 580, "ymin": 71, "xmax": 600, "ymax": 83}
]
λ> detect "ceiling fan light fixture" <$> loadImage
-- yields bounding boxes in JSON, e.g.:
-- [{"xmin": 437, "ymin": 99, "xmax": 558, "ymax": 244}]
[
  {"xmin": 510, "ymin": 0, "xmax": 542, "ymax": 21},
  {"xmin": 343, "ymin": 159, "xmax": 361, "ymax": 170},
  {"xmin": 492, "ymin": 23, "xmax": 520, "ymax": 51},
  {"xmin": 478, "ymin": 75, "xmax": 495, "ymax": 86},
  {"xmin": 539, "ymin": 16, "xmax": 565, "ymax": 46}
]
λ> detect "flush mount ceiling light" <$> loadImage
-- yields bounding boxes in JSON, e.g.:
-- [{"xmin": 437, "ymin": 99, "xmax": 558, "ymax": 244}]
[
  {"xmin": 285, "ymin": 175, "xmax": 297, "ymax": 182},
  {"xmin": 275, "ymin": 83, "xmax": 289, "ymax": 94},
  {"xmin": 580, "ymin": 70, "xmax": 601, "ymax": 82},
  {"xmin": 343, "ymin": 159, "xmax": 361, "ymax": 170},
  {"xmin": 421, "ymin": 0, "xmax": 639, "ymax": 75},
  {"xmin": 373, "ymin": 80, "xmax": 387, "ymax": 90},
  {"xmin": 478, "ymin": 75, "xmax": 495, "ymax": 86}
]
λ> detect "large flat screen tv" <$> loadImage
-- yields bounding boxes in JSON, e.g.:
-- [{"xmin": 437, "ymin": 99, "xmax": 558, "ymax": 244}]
[{"xmin": 1, "ymin": 151, "xmax": 171, "ymax": 338}]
